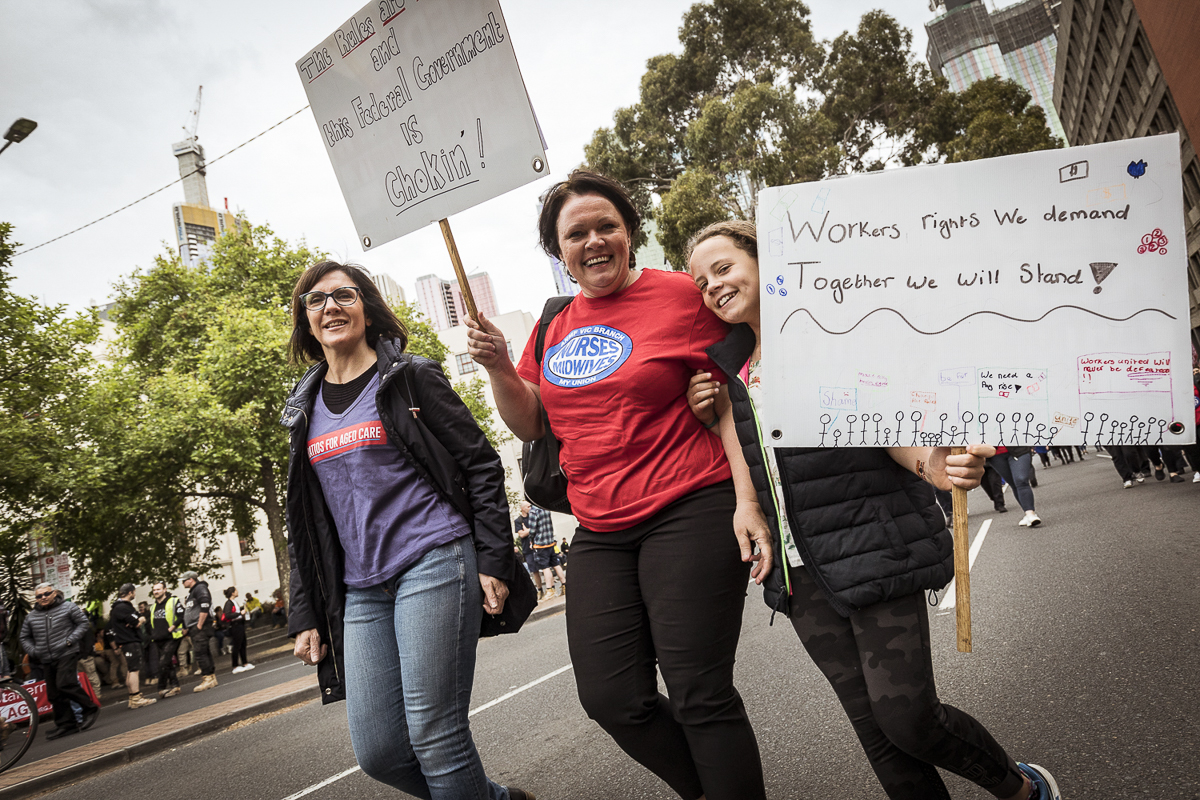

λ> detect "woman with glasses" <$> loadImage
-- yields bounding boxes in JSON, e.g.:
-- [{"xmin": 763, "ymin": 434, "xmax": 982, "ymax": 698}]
[{"xmin": 282, "ymin": 261, "xmax": 533, "ymax": 800}]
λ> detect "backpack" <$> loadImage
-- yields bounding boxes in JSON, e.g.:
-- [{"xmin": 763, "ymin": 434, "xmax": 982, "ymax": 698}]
[{"xmin": 520, "ymin": 296, "xmax": 574, "ymax": 515}]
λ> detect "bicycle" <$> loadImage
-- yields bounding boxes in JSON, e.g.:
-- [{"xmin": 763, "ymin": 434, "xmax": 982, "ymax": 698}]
[{"xmin": 0, "ymin": 678, "xmax": 39, "ymax": 773}]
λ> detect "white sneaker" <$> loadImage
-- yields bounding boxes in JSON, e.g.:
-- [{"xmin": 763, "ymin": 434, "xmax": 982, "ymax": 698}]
[
  {"xmin": 232, "ymin": 666, "xmax": 245, "ymax": 674},
  {"xmin": 1123, "ymin": 480, "xmax": 1133, "ymax": 488},
  {"xmin": 1018, "ymin": 510, "xmax": 1042, "ymax": 527},
  {"xmin": 1193, "ymin": 472, "xmax": 1200, "ymax": 483},
  {"xmin": 1135, "ymin": 472, "xmax": 1145, "ymax": 483},
  {"xmin": 243, "ymin": 663, "xmax": 255, "ymax": 671}
]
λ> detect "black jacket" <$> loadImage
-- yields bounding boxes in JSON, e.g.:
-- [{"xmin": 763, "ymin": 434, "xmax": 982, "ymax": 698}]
[
  {"xmin": 223, "ymin": 599, "xmax": 245, "ymax": 627},
  {"xmin": 20, "ymin": 597, "xmax": 89, "ymax": 664},
  {"xmin": 280, "ymin": 337, "xmax": 516, "ymax": 703},
  {"xmin": 708, "ymin": 325, "xmax": 953, "ymax": 618},
  {"xmin": 184, "ymin": 581, "xmax": 214, "ymax": 629},
  {"xmin": 108, "ymin": 599, "xmax": 142, "ymax": 645},
  {"xmin": 151, "ymin": 596, "xmax": 186, "ymax": 642}
]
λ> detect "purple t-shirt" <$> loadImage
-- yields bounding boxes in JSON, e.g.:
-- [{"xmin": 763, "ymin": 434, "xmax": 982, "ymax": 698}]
[{"xmin": 307, "ymin": 372, "xmax": 471, "ymax": 587}]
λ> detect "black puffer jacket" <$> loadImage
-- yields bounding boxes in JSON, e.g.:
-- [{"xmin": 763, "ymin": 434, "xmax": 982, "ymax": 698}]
[
  {"xmin": 19, "ymin": 597, "xmax": 89, "ymax": 664},
  {"xmin": 708, "ymin": 325, "xmax": 953, "ymax": 618},
  {"xmin": 280, "ymin": 337, "xmax": 516, "ymax": 704}
]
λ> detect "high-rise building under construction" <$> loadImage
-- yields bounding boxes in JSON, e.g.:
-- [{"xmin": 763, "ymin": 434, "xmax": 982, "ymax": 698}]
[
  {"xmin": 926, "ymin": 0, "xmax": 1067, "ymax": 142},
  {"xmin": 171, "ymin": 134, "xmax": 245, "ymax": 266},
  {"xmin": 170, "ymin": 88, "xmax": 244, "ymax": 265}
]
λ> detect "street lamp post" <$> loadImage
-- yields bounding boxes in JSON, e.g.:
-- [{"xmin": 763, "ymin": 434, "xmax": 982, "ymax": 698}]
[{"xmin": 0, "ymin": 118, "xmax": 38, "ymax": 157}]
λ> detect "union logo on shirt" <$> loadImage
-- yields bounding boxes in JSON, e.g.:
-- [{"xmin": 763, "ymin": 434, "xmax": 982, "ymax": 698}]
[
  {"xmin": 307, "ymin": 422, "xmax": 388, "ymax": 463},
  {"xmin": 543, "ymin": 325, "xmax": 633, "ymax": 388}
]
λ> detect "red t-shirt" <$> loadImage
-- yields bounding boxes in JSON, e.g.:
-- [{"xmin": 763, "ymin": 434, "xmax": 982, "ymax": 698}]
[{"xmin": 516, "ymin": 269, "xmax": 732, "ymax": 531}]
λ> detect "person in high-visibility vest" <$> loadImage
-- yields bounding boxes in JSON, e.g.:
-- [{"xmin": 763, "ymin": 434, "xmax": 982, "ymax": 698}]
[{"xmin": 149, "ymin": 581, "xmax": 186, "ymax": 699}]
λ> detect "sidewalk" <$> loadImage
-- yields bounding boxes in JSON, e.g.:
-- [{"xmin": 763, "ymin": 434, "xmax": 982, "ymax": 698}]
[
  {"xmin": 3, "ymin": 596, "xmax": 565, "ymax": 797},
  {"xmin": 530, "ymin": 588, "xmax": 565, "ymax": 620},
  {"xmin": 0, "ymin": 673, "xmax": 319, "ymax": 799}
]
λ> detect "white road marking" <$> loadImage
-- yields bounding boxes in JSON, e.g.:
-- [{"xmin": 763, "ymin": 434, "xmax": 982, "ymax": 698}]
[
  {"xmin": 252, "ymin": 660, "xmax": 309, "ymax": 678},
  {"xmin": 278, "ymin": 664, "xmax": 574, "ymax": 799},
  {"xmin": 281, "ymin": 766, "xmax": 361, "ymax": 800},
  {"xmin": 938, "ymin": 518, "xmax": 992, "ymax": 614},
  {"xmin": 468, "ymin": 664, "xmax": 574, "ymax": 717}
]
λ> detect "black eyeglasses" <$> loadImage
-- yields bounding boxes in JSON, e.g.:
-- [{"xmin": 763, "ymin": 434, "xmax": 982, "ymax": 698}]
[
  {"xmin": 34, "ymin": 592, "xmax": 53, "ymax": 599},
  {"xmin": 299, "ymin": 286, "xmax": 362, "ymax": 311}
]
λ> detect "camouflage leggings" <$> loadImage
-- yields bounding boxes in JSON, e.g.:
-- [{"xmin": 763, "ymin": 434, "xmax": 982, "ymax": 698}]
[{"xmin": 787, "ymin": 566, "xmax": 1025, "ymax": 799}]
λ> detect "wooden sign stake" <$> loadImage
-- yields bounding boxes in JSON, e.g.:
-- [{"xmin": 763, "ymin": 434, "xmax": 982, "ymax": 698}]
[
  {"xmin": 950, "ymin": 445, "xmax": 972, "ymax": 652},
  {"xmin": 439, "ymin": 218, "xmax": 478, "ymax": 322}
]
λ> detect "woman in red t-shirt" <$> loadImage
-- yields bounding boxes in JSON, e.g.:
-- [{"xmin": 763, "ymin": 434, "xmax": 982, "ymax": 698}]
[{"xmin": 467, "ymin": 170, "xmax": 772, "ymax": 800}]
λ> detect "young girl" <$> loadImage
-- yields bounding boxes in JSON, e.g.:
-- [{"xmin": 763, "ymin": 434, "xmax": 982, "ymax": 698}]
[{"xmin": 685, "ymin": 220, "xmax": 1061, "ymax": 800}]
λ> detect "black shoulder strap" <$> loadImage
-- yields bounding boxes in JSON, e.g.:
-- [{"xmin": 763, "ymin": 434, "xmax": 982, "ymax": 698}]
[{"xmin": 535, "ymin": 296, "xmax": 574, "ymax": 365}]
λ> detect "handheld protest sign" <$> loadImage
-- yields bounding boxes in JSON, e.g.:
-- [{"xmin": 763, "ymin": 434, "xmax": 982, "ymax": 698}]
[
  {"xmin": 756, "ymin": 134, "xmax": 1192, "ymax": 449},
  {"xmin": 297, "ymin": 0, "xmax": 549, "ymax": 252},
  {"xmin": 756, "ymin": 134, "xmax": 1192, "ymax": 649}
]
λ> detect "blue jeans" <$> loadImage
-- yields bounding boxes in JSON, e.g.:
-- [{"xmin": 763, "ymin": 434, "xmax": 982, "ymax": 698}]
[
  {"xmin": 343, "ymin": 536, "xmax": 509, "ymax": 800},
  {"xmin": 988, "ymin": 452, "xmax": 1035, "ymax": 512}
]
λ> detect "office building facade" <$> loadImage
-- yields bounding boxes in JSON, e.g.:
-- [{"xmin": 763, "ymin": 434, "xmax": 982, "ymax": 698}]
[
  {"xmin": 415, "ymin": 272, "xmax": 500, "ymax": 330},
  {"xmin": 369, "ymin": 271, "xmax": 406, "ymax": 308},
  {"xmin": 927, "ymin": 0, "xmax": 1068, "ymax": 142},
  {"xmin": 1053, "ymin": 0, "xmax": 1200, "ymax": 349}
]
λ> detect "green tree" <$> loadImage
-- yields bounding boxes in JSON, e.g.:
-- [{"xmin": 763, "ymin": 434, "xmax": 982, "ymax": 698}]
[
  {"xmin": 0, "ymin": 524, "xmax": 36, "ymax": 667},
  {"xmin": 52, "ymin": 223, "xmax": 315, "ymax": 597},
  {"xmin": 0, "ymin": 222, "xmax": 103, "ymax": 614},
  {"xmin": 914, "ymin": 76, "xmax": 1063, "ymax": 163},
  {"xmin": 393, "ymin": 301, "xmax": 449, "ymax": 364},
  {"xmin": 0, "ymin": 223, "xmax": 100, "ymax": 528},
  {"xmin": 53, "ymin": 366, "xmax": 230, "ymax": 597},
  {"xmin": 585, "ymin": 2, "xmax": 1059, "ymax": 267}
]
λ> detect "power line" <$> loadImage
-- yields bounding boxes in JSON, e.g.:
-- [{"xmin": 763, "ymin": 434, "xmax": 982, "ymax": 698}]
[{"xmin": 14, "ymin": 105, "xmax": 311, "ymax": 257}]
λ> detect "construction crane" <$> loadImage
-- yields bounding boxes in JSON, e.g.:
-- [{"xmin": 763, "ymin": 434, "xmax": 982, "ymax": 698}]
[{"xmin": 182, "ymin": 85, "xmax": 203, "ymax": 142}]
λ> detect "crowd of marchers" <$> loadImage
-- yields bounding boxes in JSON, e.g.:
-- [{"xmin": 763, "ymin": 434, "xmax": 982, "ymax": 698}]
[{"xmin": 6, "ymin": 572, "xmax": 288, "ymax": 741}]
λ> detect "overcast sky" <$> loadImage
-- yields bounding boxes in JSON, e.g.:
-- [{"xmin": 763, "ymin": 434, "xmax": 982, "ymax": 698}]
[{"xmin": 0, "ymin": 1, "xmax": 932, "ymax": 316}]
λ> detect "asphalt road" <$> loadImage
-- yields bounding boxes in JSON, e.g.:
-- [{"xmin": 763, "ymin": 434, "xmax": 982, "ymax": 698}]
[
  {"xmin": 38, "ymin": 454, "xmax": 1200, "ymax": 799},
  {"xmin": 23, "ymin": 625, "xmax": 300, "ymax": 762}
]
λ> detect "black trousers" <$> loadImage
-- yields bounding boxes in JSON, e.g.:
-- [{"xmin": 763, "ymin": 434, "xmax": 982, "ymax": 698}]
[
  {"xmin": 787, "ymin": 565, "xmax": 1023, "ymax": 799},
  {"xmin": 566, "ymin": 481, "xmax": 764, "ymax": 800},
  {"xmin": 229, "ymin": 622, "xmax": 248, "ymax": 669},
  {"xmin": 143, "ymin": 639, "xmax": 159, "ymax": 679},
  {"xmin": 1109, "ymin": 445, "xmax": 1148, "ymax": 481},
  {"xmin": 1151, "ymin": 446, "xmax": 1185, "ymax": 474},
  {"xmin": 156, "ymin": 638, "xmax": 181, "ymax": 688},
  {"xmin": 45, "ymin": 654, "xmax": 97, "ymax": 730},
  {"xmin": 190, "ymin": 626, "xmax": 215, "ymax": 675},
  {"xmin": 979, "ymin": 464, "xmax": 1006, "ymax": 507},
  {"xmin": 1184, "ymin": 442, "xmax": 1200, "ymax": 472}
]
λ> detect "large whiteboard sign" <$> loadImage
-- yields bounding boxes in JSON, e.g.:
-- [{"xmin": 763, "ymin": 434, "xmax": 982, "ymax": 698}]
[
  {"xmin": 757, "ymin": 134, "xmax": 1193, "ymax": 448},
  {"xmin": 297, "ymin": 0, "xmax": 548, "ymax": 250}
]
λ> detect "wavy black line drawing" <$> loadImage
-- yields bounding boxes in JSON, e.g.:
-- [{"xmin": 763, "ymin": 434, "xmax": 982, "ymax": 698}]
[{"xmin": 779, "ymin": 305, "xmax": 1176, "ymax": 336}]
